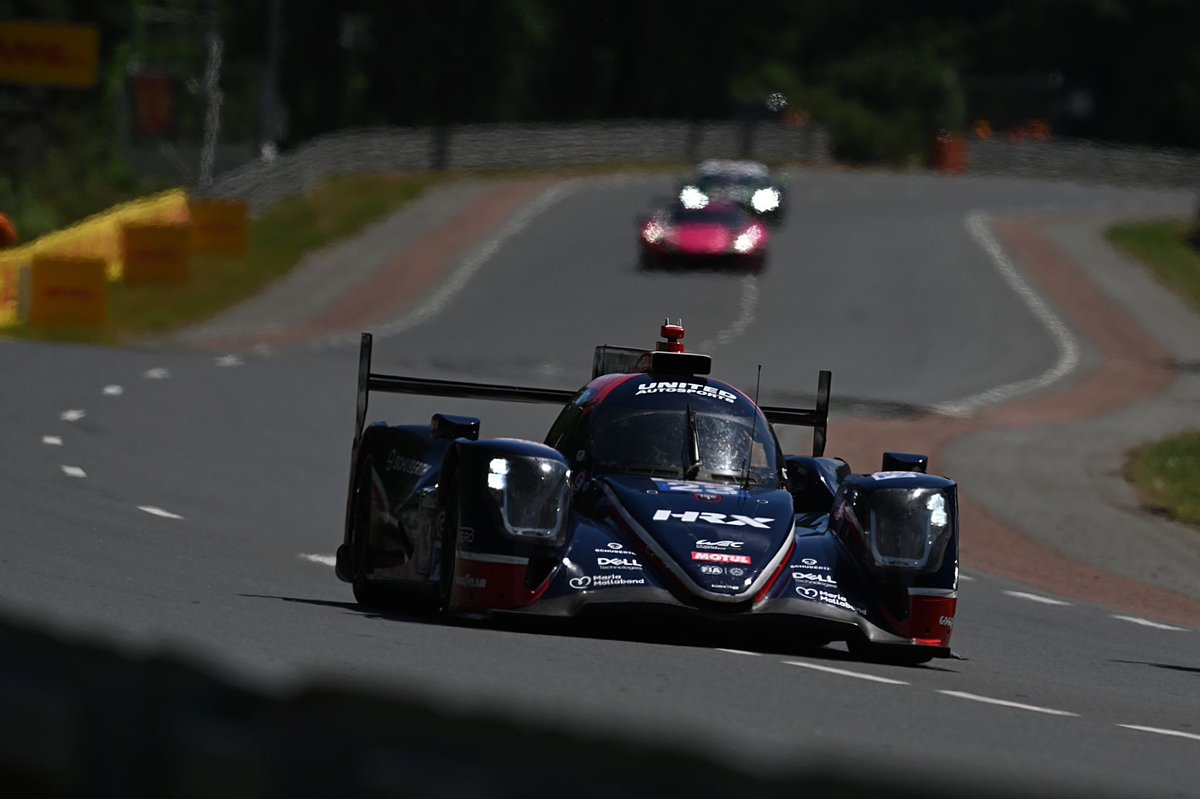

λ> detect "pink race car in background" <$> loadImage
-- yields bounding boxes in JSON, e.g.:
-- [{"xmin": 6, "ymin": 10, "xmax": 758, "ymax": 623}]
[{"xmin": 638, "ymin": 200, "xmax": 769, "ymax": 272}]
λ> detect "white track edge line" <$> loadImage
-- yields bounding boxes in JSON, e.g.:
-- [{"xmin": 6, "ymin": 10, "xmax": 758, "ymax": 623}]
[{"xmin": 933, "ymin": 211, "xmax": 1080, "ymax": 416}]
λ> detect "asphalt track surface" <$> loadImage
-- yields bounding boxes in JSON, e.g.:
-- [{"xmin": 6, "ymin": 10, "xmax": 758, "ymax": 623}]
[{"xmin": 3, "ymin": 172, "xmax": 1199, "ymax": 797}]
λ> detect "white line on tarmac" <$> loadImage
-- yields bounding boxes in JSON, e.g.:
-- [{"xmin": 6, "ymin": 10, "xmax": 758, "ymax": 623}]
[
  {"xmin": 137, "ymin": 506, "xmax": 184, "ymax": 520},
  {"xmin": 354, "ymin": 182, "xmax": 577, "ymax": 344},
  {"xmin": 61, "ymin": 409, "xmax": 86, "ymax": 422},
  {"xmin": 215, "ymin": 354, "xmax": 243, "ymax": 367},
  {"xmin": 716, "ymin": 648, "xmax": 761, "ymax": 656},
  {"xmin": 1118, "ymin": 724, "xmax": 1200, "ymax": 742},
  {"xmin": 938, "ymin": 690, "xmax": 1078, "ymax": 716},
  {"xmin": 102, "ymin": 385, "xmax": 123, "ymax": 396},
  {"xmin": 143, "ymin": 368, "xmax": 170, "ymax": 379},
  {"xmin": 697, "ymin": 274, "xmax": 759, "ymax": 352},
  {"xmin": 1003, "ymin": 590, "xmax": 1072, "ymax": 606},
  {"xmin": 42, "ymin": 436, "xmax": 62, "ymax": 446},
  {"xmin": 934, "ymin": 212, "xmax": 1080, "ymax": 416},
  {"xmin": 300, "ymin": 553, "xmax": 337, "ymax": 566},
  {"xmin": 785, "ymin": 661, "xmax": 910, "ymax": 685},
  {"xmin": 61, "ymin": 465, "xmax": 87, "ymax": 478},
  {"xmin": 1112, "ymin": 615, "xmax": 1186, "ymax": 631}
]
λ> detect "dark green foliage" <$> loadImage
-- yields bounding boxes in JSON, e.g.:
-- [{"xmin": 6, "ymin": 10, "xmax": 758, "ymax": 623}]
[{"xmin": 3, "ymin": 0, "xmax": 1200, "ymax": 239}]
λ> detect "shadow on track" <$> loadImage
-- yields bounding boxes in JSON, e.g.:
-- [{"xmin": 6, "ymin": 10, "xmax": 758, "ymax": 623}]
[{"xmin": 241, "ymin": 592, "xmax": 960, "ymax": 671}]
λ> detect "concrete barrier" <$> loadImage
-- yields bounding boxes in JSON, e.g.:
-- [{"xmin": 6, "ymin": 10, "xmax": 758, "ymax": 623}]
[{"xmin": 26, "ymin": 255, "xmax": 108, "ymax": 329}]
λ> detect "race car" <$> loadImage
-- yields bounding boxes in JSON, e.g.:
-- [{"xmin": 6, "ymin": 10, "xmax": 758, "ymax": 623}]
[
  {"xmin": 335, "ymin": 322, "xmax": 959, "ymax": 663},
  {"xmin": 677, "ymin": 159, "xmax": 788, "ymax": 225},
  {"xmin": 638, "ymin": 201, "xmax": 768, "ymax": 271}
]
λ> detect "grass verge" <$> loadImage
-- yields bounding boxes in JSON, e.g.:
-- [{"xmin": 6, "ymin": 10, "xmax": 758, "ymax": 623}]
[
  {"xmin": 110, "ymin": 172, "xmax": 446, "ymax": 341},
  {"xmin": 1109, "ymin": 216, "xmax": 1200, "ymax": 528},
  {"xmin": 1106, "ymin": 218, "xmax": 1200, "ymax": 311},
  {"xmin": 1125, "ymin": 432, "xmax": 1200, "ymax": 527}
]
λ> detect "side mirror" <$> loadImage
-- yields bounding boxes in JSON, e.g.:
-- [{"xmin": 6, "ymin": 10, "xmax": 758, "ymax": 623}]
[{"xmin": 881, "ymin": 452, "xmax": 928, "ymax": 473}]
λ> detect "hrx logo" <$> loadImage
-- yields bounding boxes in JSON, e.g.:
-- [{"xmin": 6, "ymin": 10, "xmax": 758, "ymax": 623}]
[{"xmin": 653, "ymin": 510, "xmax": 773, "ymax": 528}]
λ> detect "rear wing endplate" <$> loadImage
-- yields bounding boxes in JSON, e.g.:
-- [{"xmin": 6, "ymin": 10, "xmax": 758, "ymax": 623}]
[{"xmin": 355, "ymin": 333, "xmax": 831, "ymax": 456}]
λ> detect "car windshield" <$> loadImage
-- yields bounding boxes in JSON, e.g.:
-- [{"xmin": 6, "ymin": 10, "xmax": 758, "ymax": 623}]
[
  {"xmin": 590, "ymin": 400, "xmax": 780, "ymax": 485},
  {"xmin": 697, "ymin": 174, "xmax": 765, "ymax": 191},
  {"xmin": 668, "ymin": 206, "xmax": 748, "ymax": 226}
]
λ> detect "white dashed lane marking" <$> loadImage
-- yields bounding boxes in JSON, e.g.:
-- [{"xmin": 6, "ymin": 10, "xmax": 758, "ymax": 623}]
[
  {"xmin": 61, "ymin": 466, "xmax": 87, "ymax": 478},
  {"xmin": 137, "ymin": 506, "xmax": 184, "ymax": 520},
  {"xmin": 785, "ymin": 661, "xmax": 910, "ymax": 685},
  {"xmin": 1112, "ymin": 615, "xmax": 1186, "ymax": 631},
  {"xmin": 1119, "ymin": 724, "xmax": 1200, "ymax": 743},
  {"xmin": 61, "ymin": 409, "xmax": 86, "ymax": 422},
  {"xmin": 215, "ymin": 354, "xmax": 243, "ymax": 367},
  {"xmin": 143, "ymin": 368, "xmax": 170, "ymax": 379},
  {"xmin": 300, "ymin": 553, "xmax": 337, "ymax": 566},
  {"xmin": 938, "ymin": 691, "xmax": 1079, "ymax": 717},
  {"xmin": 715, "ymin": 648, "xmax": 761, "ymax": 657},
  {"xmin": 42, "ymin": 436, "xmax": 62, "ymax": 446},
  {"xmin": 102, "ymin": 385, "xmax": 123, "ymax": 396},
  {"xmin": 1003, "ymin": 590, "xmax": 1071, "ymax": 606}
]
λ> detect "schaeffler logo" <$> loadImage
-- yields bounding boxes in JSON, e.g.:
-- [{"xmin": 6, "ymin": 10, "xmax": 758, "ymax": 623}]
[
  {"xmin": 653, "ymin": 510, "xmax": 773, "ymax": 528},
  {"xmin": 636, "ymin": 382, "xmax": 737, "ymax": 403}
]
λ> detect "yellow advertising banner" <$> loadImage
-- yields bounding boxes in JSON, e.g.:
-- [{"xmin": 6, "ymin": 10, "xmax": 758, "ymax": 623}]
[
  {"xmin": 121, "ymin": 223, "xmax": 190, "ymax": 284},
  {"xmin": 188, "ymin": 198, "xmax": 249, "ymax": 257},
  {"xmin": 28, "ymin": 255, "xmax": 108, "ymax": 329},
  {"xmin": 0, "ymin": 21, "xmax": 100, "ymax": 88}
]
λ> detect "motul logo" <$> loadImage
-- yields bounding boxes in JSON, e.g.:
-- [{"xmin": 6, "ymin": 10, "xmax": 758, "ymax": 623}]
[
  {"xmin": 692, "ymin": 551, "xmax": 752, "ymax": 565},
  {"xmin": 653, "ymin": 510, "xmax": 772, "ymax": 528}
]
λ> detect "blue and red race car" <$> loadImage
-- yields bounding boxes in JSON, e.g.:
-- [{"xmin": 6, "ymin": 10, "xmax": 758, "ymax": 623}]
[{"xmin": 336, "ymin": 323, "xmax": 958, "ymax": 663}]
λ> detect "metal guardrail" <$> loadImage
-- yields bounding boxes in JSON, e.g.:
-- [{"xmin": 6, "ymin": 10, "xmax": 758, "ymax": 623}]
[
  {"xmin": 966, "ymin": 138, "xmax": 1200, "ymax": 188},
  {"xmin": 204, "ymin": 120, "xmax": 832, "ymax": 214}
]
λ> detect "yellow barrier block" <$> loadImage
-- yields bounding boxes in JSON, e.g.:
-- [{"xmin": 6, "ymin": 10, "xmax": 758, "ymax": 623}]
[
  {"xmin": 188, "ymin": 198, "xmax": 249, "ymax": 257},
  {"xmin": 0, "ymin": 262, "xmax": 19, "ymax": 326},
  {"xmin": 0, "ymin": 21, "xmax": 99, "ymax": 88},
  {"xmin": 121, "ymin": 223, "xmax": 190, "ymax": 284},
  {"xmin": 28, "ymin": 255, "xmax": 108, "ymax": 329}
]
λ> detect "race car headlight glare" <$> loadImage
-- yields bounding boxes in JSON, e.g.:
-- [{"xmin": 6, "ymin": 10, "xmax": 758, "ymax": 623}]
[
  {"xmin": 486, "ymin": 456, "xmax": 569, "ymax": 540},
  {"xmin": 642, "ymin": 220, "xmax": 665, "ymax": 244},
  {"xmin": 733, "ymin": 229, "xmax": 760, "ymax": 253},
  {"xmin": 751, "ymin": 188, "xmax": 780, "ymax": 213},
  {"xmin": 679, "ymin": 185, "xmax": 708, "ymax": 209}
]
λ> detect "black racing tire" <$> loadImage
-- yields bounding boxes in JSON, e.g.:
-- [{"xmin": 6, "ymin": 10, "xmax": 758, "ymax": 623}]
[
  {"xmin": 348, "ymin": 458, "xmax": 390, "ymax": 607},
  {"xmin": 436, "ymin": 479, "xmax": 460, "ymax": 614}
]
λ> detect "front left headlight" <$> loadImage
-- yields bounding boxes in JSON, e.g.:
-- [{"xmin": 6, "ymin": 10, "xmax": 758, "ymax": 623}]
[{"xmin": 486, "ymin": 456, "xmax": 570, "ymax": 540}]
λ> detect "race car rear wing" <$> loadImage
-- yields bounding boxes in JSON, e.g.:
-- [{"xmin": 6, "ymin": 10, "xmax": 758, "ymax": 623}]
[{"xmin": 355, "ymin": 333, "xmax": 831, "ymax": 456}]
